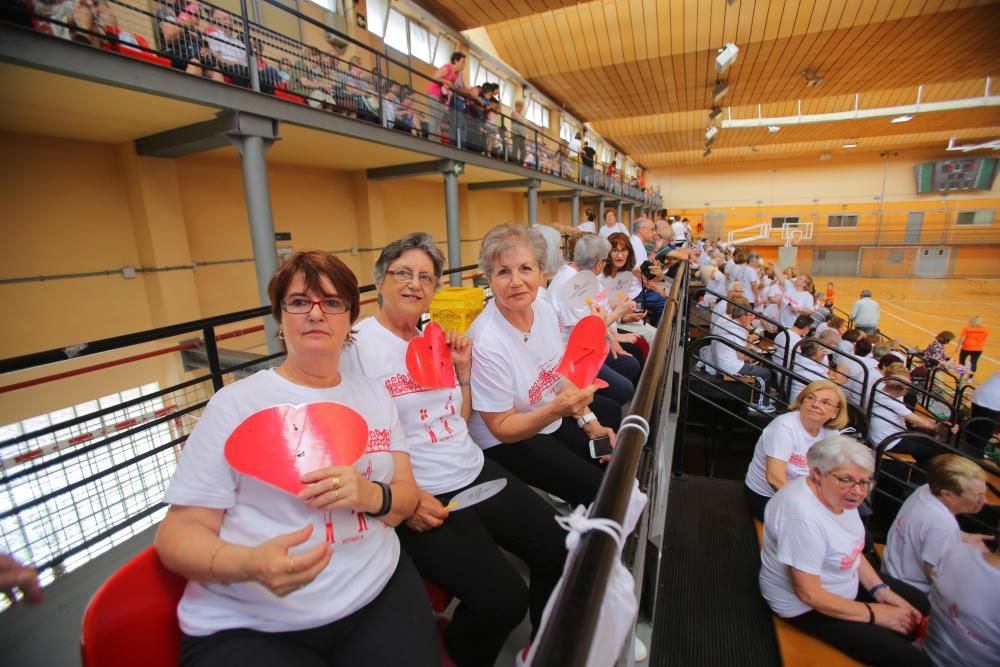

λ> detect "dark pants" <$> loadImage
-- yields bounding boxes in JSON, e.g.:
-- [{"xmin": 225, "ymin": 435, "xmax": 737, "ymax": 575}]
[
  {"xmin": 738, "ymin": 363, "xmax": 772, "ymax": 408},
  {"xmin": 784, "ymin": 571, "xmax": 932, "ymax": 667},
  {"xmin": 639, "ymin": 289, "xmax": 667, "ymax": 327},
  {"xmin": 743, "ymin": 484, "xmax": 771, "ymax": 522},
  {"xmin": 967, "ymin": 403, "xmax": 1000, "ymax": 457},
  {"xmin": 179, "ymin": 553, "xmax": 440, "ymax": 667},
  {"xmin": 959, "ymin": 349, "xmax": 982, "ymax": 373},
  {"xmin": 598, "ymin": 350, "xmax": 641, "ymax": 405},
  {"xmin": 512, "ymin": 134, "xmax": 526, "ymax": 163},
  {"xmin": 485, "ymin": 418, "xmax": 605, "ymax": 508},
  {"xmin": 398, "ymin": 458, "xmax": 566, "ymax": 666},
  {"xmin": 892, "ymin": 434, "xmax": 947, "ymax": 471}
]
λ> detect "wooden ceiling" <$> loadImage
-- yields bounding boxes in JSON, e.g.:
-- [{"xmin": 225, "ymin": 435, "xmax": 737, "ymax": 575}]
[{"xmin": 414, "ymin": 0, "xmax": 1000, "ymax": 168}]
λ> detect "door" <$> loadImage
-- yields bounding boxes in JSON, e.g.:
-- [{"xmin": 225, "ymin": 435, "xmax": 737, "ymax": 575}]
[
  {"xmin": 904, "ymin": 212, "xmax": 923, "ymax": 244},
  {"xmin": 811, "ymin": 249, "xmax": 860, "ymax": 275},
  {"xmin": 915, "ymin": 247, "xmax": 951, "ymax": 277},
  {"xmin": 704, "ymin": 211, "xmax": 726, "ymax": 241}
]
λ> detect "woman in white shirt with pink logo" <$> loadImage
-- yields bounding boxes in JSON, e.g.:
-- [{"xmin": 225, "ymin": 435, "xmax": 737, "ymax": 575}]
[{"xmin": 759, "ymin": 436, "xmax": 932, "ymax": 667}]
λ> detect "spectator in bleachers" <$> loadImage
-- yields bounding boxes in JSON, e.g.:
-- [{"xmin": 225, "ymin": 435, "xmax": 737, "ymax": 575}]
[
  {"xmin": 760, "ymin": 435, "xmax": 931, "ymax": 667},
  {"xmin": 288, "ymin": 49, "xmax": 333, "ymax": 110},
  {"xmin": 629, "ymin": 219, "xmax": 653, "ymax": 264},
  {"xmin": 603, "ymin": 233, "xmax": 657, "ymax": 343},
  {"xmin": 842, "ymin": 338, "xmax": 880, "ymax": 409},
  {"xmin": 154, "ymin": 0, "xmax": 222, "ymax": 81},
  {"xmin": 883, "ymin": 454, "xmax": 990, "ymax": 594},
  {"xmin": 577, "ymin": 208, "xmax": 597, "ymax": 234},
  {"xmin": 923, "ymin": 540, "xmax": 1000, "ymax": 667},
  {"xmin": 710, "ymin": 297, "xmax": 775, "ymax": 413},
  {"xmin": 744, "ymin": 380, "xmax": 848, "ymax": 521},
  {"xmin": 774, "ymin": 315, "xmax": 812, "ymax": 368},
  {"xmin": 816, "ymin": 316, "xmax": 847, "ymax": 339},
  {"xmin": 967, "ymin": 370, "xmax": 1000, "ymax": 458},
  {"xmin": 956, "ymin": 315, "xmax": 989, "ymax": 376},
  {"xmin": 204, "ymin": 8, "xmax": 250, "ymax": 87},
  {"xmin": 789, "ymin": 339, "xmax": 845, "ymax": 402},
  {"xmin": 155, "ymin": 250, "xmax": 442, "ymax": 666},
  {"xmin": 548, "ymin": 234, "xmax": 641, "ymax": 405},
  {"xmin": 780, "ymin": 273, "xmax": 816, "ymax": 329},
  {"xmin": 730, "ymin": 252, "xmax": 761, "ymax": 305},
  {"xmin": 869, "ymin": 367, "xmax": 948, "ymax": 466},
  {"xmin": 598, "ymin": 208, "xmax": 627, "ymax": 238},
  {"xmin": 343, "ymin": 56, "xmax": 379, "ymax": 123},
  {"xmin": 670, "ymin": 216, "xmax": 687, "ymax": 246},
  {"xmin": 426, "ymin": 51, "xmax": 468, "ymax": 143},
  {"xmin": 465, "ymin": 224, "xmax": 617, "ymax": 508},
  {"xmin": 850, "ymin": 290, "xmax": 881, "ymax": 334},
  {"xmin": 921, "ymin": 330, "xmax": 954, "ymax": 369},
  {"xmin": 342, "ymin": 233, "xmax": 567, "ymax": 667},
  {"xmin": 250, "ymin": 38, "xmax": 281, "ymax": 95}
]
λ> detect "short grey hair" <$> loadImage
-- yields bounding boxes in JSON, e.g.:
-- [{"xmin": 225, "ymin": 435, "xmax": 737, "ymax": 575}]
[
  {"xmin": 373, "ymin": 232, "xmax": 445, "ymax": 285},
  {"xmin": 631, "ymin": 218, "xmax": 652, "ymax": 234},
  {"xmin": 534, "ymin": 225, "xmax": 566, "ymax": 274},
  {"xmin": 818, "ymin": 328, "xmax": 841, "ymax": 345},
  {"xmin": 479, "ymin": 223, "xmax": 547, "ymax": 277},
  {"xmin": 573, "ymin": 234, "xmax": 611, "ymax": 270},
  {"xmin": 807, "ymin": 435, "xmax": 875, "ymax": 475},
  {"xmin": 860, "ymin": 289, "xmax": 872, "ymax": 298}
]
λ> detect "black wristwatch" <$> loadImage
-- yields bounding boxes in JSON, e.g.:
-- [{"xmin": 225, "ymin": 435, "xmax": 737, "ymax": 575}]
[{"xmin": 368, "ymin": 481, "xmax": 393, "ymax": 518}]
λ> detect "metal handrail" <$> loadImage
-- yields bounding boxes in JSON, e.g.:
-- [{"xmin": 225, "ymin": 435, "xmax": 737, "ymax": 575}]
[{"xmin": 529, "ymin": 264, "xmax": 688, "ymax": 665}]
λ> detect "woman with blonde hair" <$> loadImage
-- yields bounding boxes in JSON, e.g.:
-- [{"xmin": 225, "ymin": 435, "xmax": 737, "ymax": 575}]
[
  {"xmin": 956, "ymin": 315, "xmax": 989, "ymax": 376},
  {"xmin": 883, "ymin": 454, "xmax": 992, "ymax": 593},
  {"xmin": 744, "ymin": 380, "xmax": 849, "ymax": 520}
]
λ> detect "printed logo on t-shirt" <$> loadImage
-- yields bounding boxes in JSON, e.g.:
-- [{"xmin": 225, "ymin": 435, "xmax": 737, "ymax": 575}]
[
  {"xmin": 384, "ymin": 373, "xmax": 427, "ymax": 397},
  {"xmin": 947, "ymin": 603, "xmax": 960, "ymax": 620},
  {"xmin": 528, "ymin": 360, "xmax": 561, "ymax": 406},
  {"xmin": 839, "ymin": 541, "xmax": 864, "ymax": 570},
  {"xmin": 788, "ymin": 453, "xmax": 808, "ymax": 468},
  {"xmin": 366, "ymin": 429, "xmax": 391, "ymax": 453}
]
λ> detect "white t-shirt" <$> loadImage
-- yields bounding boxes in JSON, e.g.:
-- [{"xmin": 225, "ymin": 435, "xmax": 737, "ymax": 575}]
[
  {"xmin": 712, "ymin": 324, "xmax": 747, "ymax": 376},
  {"xmin": 205, "ymin": 28, "xmax": 247, "ymax": 64},
  {"xmin": 577, "ymin": 221, "xmax": 596, "ymax": 234},
  {"xmin": 780, "ymin": 283, "xmax": 815, "ymax": 328},
  {"xmin": 165, "ymin": 369, "xmax": 405, "ymax": 636},
  {"xmin": 671, "ymin": 220, "xmax": 686, "ymax": 242},
  {"xmin": 547, "ymin": 264, "xmax": 609, "ymax": 342},
  {"xmin": 790, "ymin": 355, "xmax": 831, "ymax": 403},
  {"xmin": 773, "ymin": 329, "xmax": 802, "ymax": 368},
  {"xmin": 341, "ymin": 317, "xmax": 483, "ymax": 495},
  {"xmin": 703, "ymin": 272, "xmax": 727, "ymax": 307},
  {"xmin": 630, "ymin": 234, "xmax": 649, "ymax": 264},
  {"xmin": 972, "ymin": 371, "xmax": 1000, "ymax": 410},
  {"xmin": 745, "ymin": 412, "xmax": 839, "ymax": 498},
  {"xmin": 598, "ymin": 222, "xmax": 628, "ymax": 238},
  {"xmin": 600, "ymin": 271, "xmax": 641, "ymax": 301},
  {"xmin": 925, "ymin": 543, "xmax": 1000, "ymax": 667},
  {"xmin": 466, "ymin": 298, "xmax": 564, "ymax": 448},
  {"xmin": 730, "ymin": 264, "xmax": 759, "ymax": 304},
  {"xmin": 882, "ymin": 485, "xmax": 960, "ymax": 593},
  {"xmin": 759, "ymin": 477, "xmax": 866, "ymax": 618},
  {"xmin": 868, "ymin": 391, "xmax": 912, "ymax": 448}
]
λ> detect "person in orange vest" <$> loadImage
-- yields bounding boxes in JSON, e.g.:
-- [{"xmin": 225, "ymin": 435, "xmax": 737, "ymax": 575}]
[
  {"xmin": 956, "ymin": 315, "xmax": 989, "ymax": 376},
  {"xmin": 824, "ymin": 281, "xmax": 836, "ymax": 309}
]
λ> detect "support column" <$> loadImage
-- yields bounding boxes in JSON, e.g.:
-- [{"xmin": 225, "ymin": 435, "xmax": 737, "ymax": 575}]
[
  {"xmin": 617, "ymin": 200, "xmax": 623, "ymax": 224},
  {"xmin": 631, "ymin": 205, "xmax": 636, "ymax": 224},
  {"xmin": 444, "ymin": 169, "xmax": 461, "ymax": 286},
  {"xmin": 571, "ymin": 190, "xmax": 580, "ymax": 227},
  {"xmin": 527, "ymin": 179, "xmax": 540, "ymax": 226},
  {"xmin": 598, "ymin": 198, "xmax": 605, "ymax": 223},
  {"xmin": 231, "ymin": 133, "xmax": 281, "ymax": 354}
]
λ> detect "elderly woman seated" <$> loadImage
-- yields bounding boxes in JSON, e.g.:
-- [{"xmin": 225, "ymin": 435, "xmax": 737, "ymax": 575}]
[
  {"xmin": 603, "ymin": 232, "xmax": 658, "ymax": 343},
  {"xmin": 341, "ymin": 233, "xmax": 566, "ymax": 666},
  {"xmin": 744, "ymin": 380, "xmax": 848, "ymax": 520},
  {"xmin": 466, "ymin": 224, "xmax": 619, "ymax": 508},
  {"xmin": 869, "ymin": 367, "xmax": 948, "ymax": 466},
  {"xmin": 759, "ymin": 435, "xmax": 932, "ymax": 667},
  {"xmin": 883, "ymin": 454, "xmax": 991, "ymax": 593},
  {"xmin": 547, "ymin": 233, "xmax": 642, "ymax": 406},
  {"xmin": 155, "ymin": 251, "xmax": 440, "ymax": 666}
]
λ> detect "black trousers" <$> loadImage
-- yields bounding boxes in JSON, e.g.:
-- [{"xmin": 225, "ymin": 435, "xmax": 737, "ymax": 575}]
[
  {"xmin": 967, "ymin": 403, "xmax": 999, "ymax": 457},
  {"xmin": 784, "ymin": 571, "xmax": 932, "ymax": 667},
  {"xmin": 485, "ymin": 417, "xmax": 606, "ymax": 508},
  {"xmin": 959, "ymin": 349, "xmax": 982, "ymax": 373},
  {"xmin": 743, "ymin": 484, "xmax": 771, "ymax": 522},
  {"xmin": 179, "ymin": 553, "xmax": 440, "ymax": 667},
  {"xmin": 398, "ymin": 458, "xmax": 566, "ymax": 667}
]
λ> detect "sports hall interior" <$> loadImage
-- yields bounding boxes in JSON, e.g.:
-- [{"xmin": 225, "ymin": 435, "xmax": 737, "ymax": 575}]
[{"xmin": 1, "ymin": 1, "xmax": 999, "ymax": 666}]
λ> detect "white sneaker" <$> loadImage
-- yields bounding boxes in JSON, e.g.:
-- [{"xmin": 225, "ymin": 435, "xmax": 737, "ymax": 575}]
[
  {"xmin": 634, "ymin": 636, "xmax": 649, "ymax": 662},
  {"xmin": 751, "ymin": 403, "xmax": 777, "ymax": 415}
]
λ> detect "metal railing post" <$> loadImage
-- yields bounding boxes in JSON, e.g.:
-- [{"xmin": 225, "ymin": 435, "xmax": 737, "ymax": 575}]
[
  {"xmin": 239, "ymin": 0, "xmax": 260, "ymax": 92},
  {"xmin": 202, "ymin": 326, "xmax": 226, "ymax": 391},
  {"xmin": 376, "ymin": 54, "xmax": 387, "ymax": 128}
]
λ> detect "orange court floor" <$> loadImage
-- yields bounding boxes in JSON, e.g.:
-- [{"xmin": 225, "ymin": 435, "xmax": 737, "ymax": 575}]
[{"xmin": 807, "ymin": 276, "xmax": 999, "ymax": 381}]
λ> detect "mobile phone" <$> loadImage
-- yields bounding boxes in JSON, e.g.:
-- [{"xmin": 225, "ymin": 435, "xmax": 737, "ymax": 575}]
[{"xmin": 588, "ymin": 436, "xmax": 613, "ymax": 459}]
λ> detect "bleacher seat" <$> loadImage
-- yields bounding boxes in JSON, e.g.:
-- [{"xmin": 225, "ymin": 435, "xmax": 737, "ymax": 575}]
[{"xmin": 274, "ymin": 89, "xmax": 307, "ymax": 105}]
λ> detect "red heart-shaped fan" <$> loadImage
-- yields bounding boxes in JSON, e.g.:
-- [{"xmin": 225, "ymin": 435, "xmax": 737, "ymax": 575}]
[
  {"xmin": 406, "ymin": 321, "xmax": 456, "ymax": 389},
  {"xmin": 557, "ymin": 315, "xmax": 610, "ymax": 389},
  {"xmin": 224, "ymin": 402, "xmax": 368, "ymax": 495}
]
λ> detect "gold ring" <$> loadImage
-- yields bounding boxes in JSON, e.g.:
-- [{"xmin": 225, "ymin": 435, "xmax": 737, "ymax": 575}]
[
  {"xmin": 334, "ymin": 488, "xmax": 339, "ymax": 500},
  {"xmin": 287, "ymin": 557, "xmax": 294, "ymax": 574},
  {"xmin": 331, "ymin": 476, "xmax": 340, "ymax": 489}
]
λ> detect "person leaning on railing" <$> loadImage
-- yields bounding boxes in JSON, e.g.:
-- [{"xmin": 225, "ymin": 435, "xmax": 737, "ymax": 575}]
[
  {"xmin": 759, "ymin": 436, "xmax": 933, "ymax": 667},
  {"xmin": 744, "ymin": 380, "xmax": 849, "ymax": 521},
  {"xmin": 869, "ymin": 366, "xmax": 951, "ymax": 468},
  {"xmin": 464, "ymin": 224, "xmax": 617, "ymax": 508},
  {"xmin": 155, "ymin": 251, "xmax": 441, "ymax": 666},
  {"xmin": 341, "ymin": 233, "xmax": 566, "ymax": 667}
]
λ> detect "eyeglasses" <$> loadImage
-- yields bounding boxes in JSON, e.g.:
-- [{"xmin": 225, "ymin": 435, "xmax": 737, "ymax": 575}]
[
  {"xmin": 802, "ymin": 395, "xmax": 839, "ymax": 409},
  {"xmin": 385, "ymin": 268, "xmax": 438, "ymax": 287},
  {"xmin": 610, "ymin": 248, "xmax": 629, "ymax": 256},
  {"xmin": 827, "ymin": 472, "xmax": 875, "ymax": 492},
  {"xmin": 280, "ymin": 296, "xmax": 351, "ymax": 315}
]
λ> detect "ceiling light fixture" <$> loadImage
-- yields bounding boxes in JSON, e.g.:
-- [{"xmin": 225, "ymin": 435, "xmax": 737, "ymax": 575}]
[
  {"xmin": 842, "ymin": 141, "xmax": 857, "ymax": 148},
  {"xmin": 801, "ymin": 68, "xmax": 824, "ymax": 87},
  {"xmin": 767, "ymin": 125, "xmax": 781, "ymax": 133},
  {"xmin": 716, "ymin": 43, "xmax": 739, "ymax": 73},
  {"xmin": 891, "ymin": 114, "xmax": 913, "ymax": 123},
  {"xmin": 706, "ymin": 126, "xmax": 718, "ymax": 141},
  {"xmin": 708, "ymin": 106, "xmax": 723, "ymax": 122},
  {"xmin": 712, "ymin": 80, "xmax": 729, "ymax": 102}
]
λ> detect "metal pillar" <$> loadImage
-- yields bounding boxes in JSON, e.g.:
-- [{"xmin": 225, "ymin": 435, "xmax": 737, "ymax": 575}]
[
  {"xmin": 444, "ymin": 169, "xmax": 462, "ymax": 286},
  {"xmin": 232, "ymin": 133, "xmax": 280, "ymax": 353},
  {"xmin": 631, "ymin": 205, "xmax": 636, "ymax": 225},
  {"xmin": 527, "ymin": 179, "xmax": 540, "ymax": 226},
  {"xmin": 617, "ymin": 201, "xmax": 623, "ymax": 224},
  {"xmin": 571, "ymin": 190, "xmax": 580, "ymax": 227},
  {"xmin": 598, "ymin": 198, "xmax": 605, "ymax": 223}
]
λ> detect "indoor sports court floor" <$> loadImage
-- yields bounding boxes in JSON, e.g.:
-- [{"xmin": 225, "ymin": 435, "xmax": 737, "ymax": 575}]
[{"xmin": 811, "ymin": 276, "xmax": 999, "ymax": 380}]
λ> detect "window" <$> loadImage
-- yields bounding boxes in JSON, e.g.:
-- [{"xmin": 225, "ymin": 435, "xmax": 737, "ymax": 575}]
[
  {"xmin": 383, "ymin": 8, "xmax": 408, "ymax": 53},
  {"xmin": 433, "ymin": 35, "xmax": 454, "ymax": 67},
  {"xmin": 366, "ymin": 0, "xmax": 387, "ymax": 37},
  {"xmin": 827, "ymin": 214, "xmax": 858, "ymax": 228},
  {"xmin": 500, "ymin": 79, "xmax": 515, "ymax": 107},
  {"xmin": 560, "ymin": 119, "xmax": 578, "ymax": 143},
  {"xmin": 524, "ymin": 98, "xmax": 550, "ymax": 128},
  {"xmin": 956, "ymin": 209, "xmax": 994, "ymax": 226},
  {"xmin": 771, "ymin": 216, "xmax": 799, "ymax": 229},
  {"xmin": 305, "ymin": 0, "xmax": 344, "ymax": 12},
  {"xmin": 408, "ymin": 21, "xmax": 433, "ymax": 63},
  {"xmin": 600, "ymin": 145, "xmax": 611, "ymax": 165}
]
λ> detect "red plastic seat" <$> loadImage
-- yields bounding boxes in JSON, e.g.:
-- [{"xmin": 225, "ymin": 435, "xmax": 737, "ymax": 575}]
[
  {"xmin": 423, "ymin": 578, "xmax": 453, "ymax": 614},
  {"xmin": 274, "ymin": 89, "xmax": 308, "ymax": 105},
  {"xmin": 80, "ymin": 546, "xmax": 187, "ymax": 667}
]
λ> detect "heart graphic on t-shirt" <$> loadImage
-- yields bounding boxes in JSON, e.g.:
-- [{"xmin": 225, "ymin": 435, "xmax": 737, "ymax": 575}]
[
  {"xmin": 224, "ymin": 402, "xmax": 369, "ymax": 495},
  {"xmin": 557, "ymin": 315, "xmax": 610, "ymax": 389},
  {"xmin": 406, "ymin": 321, "xmax": 456, "ymax": 389}
]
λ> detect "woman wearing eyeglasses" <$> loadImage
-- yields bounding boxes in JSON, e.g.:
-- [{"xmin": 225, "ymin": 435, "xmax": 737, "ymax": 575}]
[
  {"xmin": 744, "ymin": 380, "xmax": 849, "ymax": 521},
  {"xmin": 882, "ymin": 454, "xmax": 991, "ymax": 594},
  {"xmin": 340, "ymin": 233, "xmax": 567, "ymax": 667},
  {"xmin": 759, "ymin": 436, "xmax": 932, "ymax": 667},
  {"xmin": 155, "ymin": 251, "xmax": 441, "ymax": 666}
]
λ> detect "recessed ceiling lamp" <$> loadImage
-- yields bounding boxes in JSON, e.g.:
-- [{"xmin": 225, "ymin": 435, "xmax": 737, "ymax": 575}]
[
  {"xmin": 801, "ymin": 68, "xmax": 824, "ymax": 87},
  {"xmin": 716, "ymin": 43, "xmax": 739, "ymax": 73},
  {"xmin": 767, "ymin": 125, "xmax": 781, "ymax": 133},
  {"xmin": 706, "ymin": 126, "xmax": 719, "ymax": 141},
  {"xmin": 712, "ymin": 80, "xmax": 729, "ymax": 102},
  {"xmin": 891, "ymin": 114, "xmax": 913, "ymax": 123},
  {"xmin": 708, "ymin": 106, "xmax": 723, "ymax": 122},
  {"xmin": 842, "ymin": 141, "xmax": 858, "ymax": 148}
]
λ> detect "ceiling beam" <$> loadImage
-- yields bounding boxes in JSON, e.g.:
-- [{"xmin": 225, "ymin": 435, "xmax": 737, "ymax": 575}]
[{"xmin": 467, "ymin": 178, "xmax": 541, "ymax": 191}]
